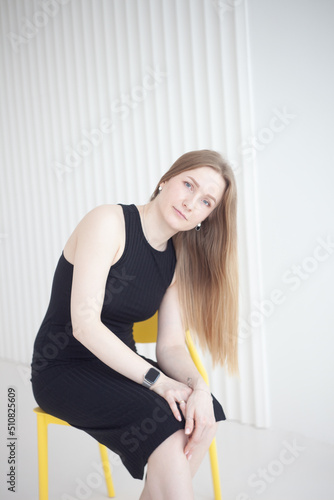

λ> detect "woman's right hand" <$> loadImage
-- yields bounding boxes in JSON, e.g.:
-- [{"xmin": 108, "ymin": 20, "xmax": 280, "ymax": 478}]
[{"xmin": 150, "ymin": 373, "xmax": 193, "ymax": 421}]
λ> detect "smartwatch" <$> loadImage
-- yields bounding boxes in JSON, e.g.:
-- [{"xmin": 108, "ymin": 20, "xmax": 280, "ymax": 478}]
[{"xmin": 142, "ymin": 367, "xmax": 161, "ymax": 388}]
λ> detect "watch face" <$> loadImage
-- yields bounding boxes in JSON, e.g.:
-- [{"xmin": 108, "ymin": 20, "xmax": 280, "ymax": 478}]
[{"xmin": 146, "ymin": 368, "xmax": 160, "ymax": 383}]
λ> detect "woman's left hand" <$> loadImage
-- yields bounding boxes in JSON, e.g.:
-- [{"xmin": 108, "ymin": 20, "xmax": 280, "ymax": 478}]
[{"xmin": 183, "ymin": 388, "xmax": 216, "ymax": 459}]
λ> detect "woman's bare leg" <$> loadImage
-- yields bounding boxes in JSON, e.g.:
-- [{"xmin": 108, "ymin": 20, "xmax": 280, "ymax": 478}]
[
  {"xmin": 140, "ymin": 422, "xmax": 219, "ymax": 499},
  {"xmin": 144, "ymin": 429, "xmax": 193, "ymax": 500},
  {"xmin": 139, "ymin": 481, "xmax": 152, "ymax": 500}
]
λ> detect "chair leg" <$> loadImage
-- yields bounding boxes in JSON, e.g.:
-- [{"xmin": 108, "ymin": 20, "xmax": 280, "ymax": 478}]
[
  {"xmin": 36, "ymin": 414, "xmax": 49, "ymax": 500},
  {"xmin": 98, "ymin": 443, "xmax": 115, "ymax": 498},
  {"xmin": 209, "ymin": 438, "xmax": 222, "ymax": 500}
]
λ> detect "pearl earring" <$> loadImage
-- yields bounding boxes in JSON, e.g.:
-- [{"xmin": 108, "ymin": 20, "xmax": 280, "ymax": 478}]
[
  {"xmin": 158, "ymin": 186, "xmax": 162, "ymax": 192},
  {"xmin": 195, "ymin": 223, "xmax": 201, "ymax": 231}
]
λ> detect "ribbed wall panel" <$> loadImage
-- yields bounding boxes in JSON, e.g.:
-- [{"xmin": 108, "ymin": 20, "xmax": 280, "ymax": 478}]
[{"xmin": 0, "ymin": 0, "xmax": 269, "ymax": 427}]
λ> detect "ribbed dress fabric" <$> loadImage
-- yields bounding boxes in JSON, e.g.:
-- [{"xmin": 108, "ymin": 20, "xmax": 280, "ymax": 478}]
[{"xmin": 31, "ymin": 204, "xmax": 226, "ymax": 479}]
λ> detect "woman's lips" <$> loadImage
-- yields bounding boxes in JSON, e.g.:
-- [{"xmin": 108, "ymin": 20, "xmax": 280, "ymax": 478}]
[{"xmin": 173, "ymin": 207, "xmax": 187, "ymax": 220}]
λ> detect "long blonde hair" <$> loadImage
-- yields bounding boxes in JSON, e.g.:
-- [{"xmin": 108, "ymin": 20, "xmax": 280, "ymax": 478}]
[{"xmin": 151, "ymin": 150, "xmax": 239, "ymax": 376}]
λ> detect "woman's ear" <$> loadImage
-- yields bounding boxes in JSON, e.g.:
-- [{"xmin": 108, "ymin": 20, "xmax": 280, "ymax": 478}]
[{"xmin": 159, "ymin": 181, "xmax": 167, "ymax": 191}]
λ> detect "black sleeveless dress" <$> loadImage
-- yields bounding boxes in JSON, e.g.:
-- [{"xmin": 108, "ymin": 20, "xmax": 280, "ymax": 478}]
[{"xmin": 31, "ymin": 204, "xmax": 226, "ymax": 479}]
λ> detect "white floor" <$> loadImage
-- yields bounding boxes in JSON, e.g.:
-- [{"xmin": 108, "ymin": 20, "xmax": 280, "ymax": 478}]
[{"xmin": 1, "ymin": 360, "xmax": 334, "ymax": 500}]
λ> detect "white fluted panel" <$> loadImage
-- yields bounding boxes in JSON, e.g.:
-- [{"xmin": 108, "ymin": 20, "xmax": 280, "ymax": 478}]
[{"xmin": 0, "ymin": 0, "xmax": 270, "ymax": 427}]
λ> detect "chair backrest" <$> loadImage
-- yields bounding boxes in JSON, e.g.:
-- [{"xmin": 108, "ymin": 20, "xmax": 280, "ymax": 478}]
[{"xmin": 133, "ymin": 312, "xmax": 158, "ymax": 343}]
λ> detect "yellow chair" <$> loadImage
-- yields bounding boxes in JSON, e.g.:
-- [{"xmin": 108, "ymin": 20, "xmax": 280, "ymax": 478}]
[
  {"xmin": 33, "ymin": 407, "xmax": 115, "ymax": 499},
  {"xmin": 33, "ymin": 313, "xmax": 222, "ymax": 500}
]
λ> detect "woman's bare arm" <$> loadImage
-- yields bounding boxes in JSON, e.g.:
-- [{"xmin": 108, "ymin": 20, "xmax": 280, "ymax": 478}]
[
  {"xmin": 156, "ymin": 280, "xmax": 216, "ymax": 447},
  {"xmin": 156, "ymin": 280, "xmax": 210, "ymax": 392},
  {"xmin": 69, "ymin": 205, "xmax": 154, "ymax": 383}
]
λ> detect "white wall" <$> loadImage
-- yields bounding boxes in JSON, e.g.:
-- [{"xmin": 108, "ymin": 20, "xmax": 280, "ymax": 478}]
[{"xmin": 245, "ymin": 0, "xmax": 334, "ymax": 444}]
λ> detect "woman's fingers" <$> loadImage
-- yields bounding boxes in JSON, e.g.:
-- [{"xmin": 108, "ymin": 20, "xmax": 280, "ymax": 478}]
[
  {"xmin": 183, "ymin": 390, "xmax": 216, "ymax": 458},
  {"xmin": 184, "ymin": 421, "xmax": 203, "ymax": 458},
  {"xmin": 185, "ymin": 415, "xmax": 195, "ymax": 436},
  {"xmin": 184, "ymin": 417, "xmax": 216, "ymax": 458},
  {"xmin": 151, "ymin": 376, "xmax": 192, "ymax": 421},
  {"xmin": 167, "ymin": 394, "xmax": 191, "ymax": 422},
  {"xmin": 165, "ymin": 393, "xmax": 183, "ymax": 421},
  {"xmin": 172, "ymin": 399, "xmax": 183, "ymax": 421},
  {"xmin": 175, "ymin": 399, "xmax": 186, "ymax": 419}
]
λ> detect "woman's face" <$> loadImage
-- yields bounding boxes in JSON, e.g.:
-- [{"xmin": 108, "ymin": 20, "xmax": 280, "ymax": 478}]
[{"xmin": 158, "ymin": 166, "xmax": 226, "ymax": 231}]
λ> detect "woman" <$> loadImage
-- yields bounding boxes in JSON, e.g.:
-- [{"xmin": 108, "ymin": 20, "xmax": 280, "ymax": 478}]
[{"xmin": 31, "ymin": 149, "xmax": 239, "ymax": 500}]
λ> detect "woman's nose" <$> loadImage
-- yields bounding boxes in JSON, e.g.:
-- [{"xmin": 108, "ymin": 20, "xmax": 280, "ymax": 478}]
[{"xmin": 183, "ymin": 198, "xmax": 193, "ymax": 210}]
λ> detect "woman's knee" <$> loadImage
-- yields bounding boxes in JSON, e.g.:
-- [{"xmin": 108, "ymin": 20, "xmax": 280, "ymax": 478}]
[
  {"xmin": 146, "ymin": 430, "xmax": 193, "ymax": 499},
  {"xmin": 148, "ymin": 429, "xmax": 187, "ymax": 465}
]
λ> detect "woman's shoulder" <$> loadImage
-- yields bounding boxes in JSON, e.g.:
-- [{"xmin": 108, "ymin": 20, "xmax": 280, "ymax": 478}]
[
  {"xmin": 84, "ymin": 203, "xmax": 124, "ymax": 222},
  {"xmin": 63, "ymin": 204, "xmax": 126, "ymax": 265},
  {"xmin": 83, "ymin": 203, "xmax": 129, "ymax": 229}
]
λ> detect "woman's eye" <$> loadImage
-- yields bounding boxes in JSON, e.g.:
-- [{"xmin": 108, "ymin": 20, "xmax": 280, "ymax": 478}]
[
  {"xmin": 203, "ymin": 199, "xmax": 210, "ymax": 207},
  {"xmin": 185, "ymin": 182, "xmax": 192, "ymax": 189}
]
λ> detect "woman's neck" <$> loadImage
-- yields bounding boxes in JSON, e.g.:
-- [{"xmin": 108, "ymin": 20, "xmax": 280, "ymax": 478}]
[{"xmin": 137, "ymin": 201, "xmax": 176, "ymax": 251}]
